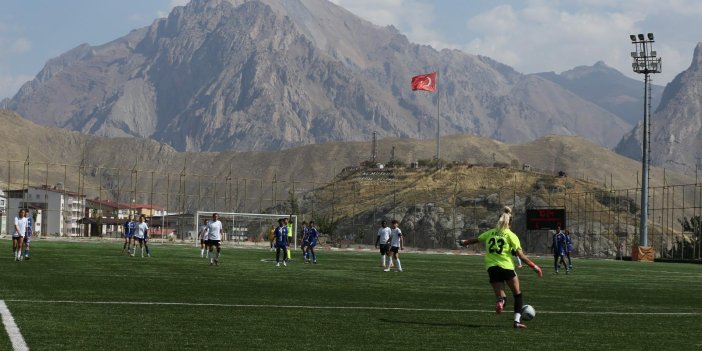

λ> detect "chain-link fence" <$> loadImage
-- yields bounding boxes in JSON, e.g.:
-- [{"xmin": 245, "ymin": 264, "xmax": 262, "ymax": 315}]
[{"xmin": 2, "ymin": 157, "xmax": 700, "ymax": 260}]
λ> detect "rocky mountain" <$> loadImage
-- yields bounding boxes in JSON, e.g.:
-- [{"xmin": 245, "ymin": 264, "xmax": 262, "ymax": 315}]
[
  {"xmin": 6, "ymin": 0, "xmax": 631, "ymax": 152},
  {"xmin": 616, "ymin": 43, "xmax": 702, "ymax": 175},
  {"xmin": 536, "ymin": 61, "xmax": 664, "ymax": 126}
]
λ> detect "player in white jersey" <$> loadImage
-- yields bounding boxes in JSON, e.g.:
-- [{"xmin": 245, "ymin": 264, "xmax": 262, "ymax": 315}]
[
  {"xmin": 375, "ymin": 221, "xmax": 392, "ymax": 269},
  {"xmin": 207, "ymin": 213, "xmax": 223, "ymax": 266},
  {"xmin": 13, "ymin": 209, "xmax": 28, "ymax": 261},
  {"xmin": 384, "ymin": 219, "xmax": 404, "ymax": 272},
  {"xmin": 198, "ymin": 219, "xmax": 210, "ymax": 258},
  {"xmin": 132, "ymin": 215, "xmax": 150, "ymax": 257}
]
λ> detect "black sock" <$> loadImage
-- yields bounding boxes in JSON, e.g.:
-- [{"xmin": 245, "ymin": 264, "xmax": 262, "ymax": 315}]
[{"xmin": 513, "ymin": 293, "xmax": 523, "ymax": 314}]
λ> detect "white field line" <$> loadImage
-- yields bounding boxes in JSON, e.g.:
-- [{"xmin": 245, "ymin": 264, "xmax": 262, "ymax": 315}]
[
  {"xmin": 0, "ymin": 300, "xmax": 29, "ymax": 351},
  {"xmin": 4, "ymin": 299, "xmax": 701, "ymax": 316}
]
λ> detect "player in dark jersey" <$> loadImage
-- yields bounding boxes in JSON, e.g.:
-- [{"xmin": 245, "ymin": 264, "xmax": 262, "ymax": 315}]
[
  {"xmin": 552, "ymin": 226, "xmax": 569, "ymax": 274},
  {"xmin": 306, "ymin": 221, "xmax": 319, "ymax": 264},
  {"xmin": 122, "ymin": 215, "xmax": 136, "ymax": 254},
  {"xmin": 274, "ymin": 218, "xmax": 288, "ymax": 267},
  {"xmin": 300, "ymin": 221, "xmax": 310, "ymax": 262},
  {"xmin": 564, "ymin": 229, "xmax": 573, "ymax": 269},
  {"xmin": 23, "ymin": 212, "xmax": 33, "ymax": 260}
]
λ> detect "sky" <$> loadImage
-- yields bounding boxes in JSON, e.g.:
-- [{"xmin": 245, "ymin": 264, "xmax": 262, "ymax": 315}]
[{"xmin": 1, "ymin": 0, "xmax": 700, "ymax": 99}]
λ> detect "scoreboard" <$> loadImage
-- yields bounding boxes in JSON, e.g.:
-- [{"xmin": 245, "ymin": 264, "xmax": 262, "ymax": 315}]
[{"xmin": 526, "ymin": 208, "xmax": 566, "ymax": 230}]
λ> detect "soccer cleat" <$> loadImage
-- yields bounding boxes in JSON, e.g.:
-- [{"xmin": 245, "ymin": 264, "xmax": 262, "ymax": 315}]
[
  {"xmin": 495, "ymin": 299, "xmax": 505, "ymax": 314},
  {"xmin": 283, "ymin": 261, "xmax": 287, "ymax": 267},
  {"xmin": 513, "ymin": 321, "xmax": 527, "ymax": 329},
  {"xmin": 313, "ymin": 260, "xmax": 317, "ymax": 264},
  {"xmin": 383, "ymin": 268, "xmax": 390, "ymax": 272},
  {"xmin": 276, "ymin": 262, "xmax": 280, "ymax": 267},
  {"xmin": 397, "ymin": 268, "xmax": 402, "ymax": 272}
]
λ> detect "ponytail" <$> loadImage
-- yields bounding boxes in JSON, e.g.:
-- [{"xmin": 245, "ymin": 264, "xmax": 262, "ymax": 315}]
[{"xmin": 496, "ymin": 206, "xmax": 512, "ymax": 231}]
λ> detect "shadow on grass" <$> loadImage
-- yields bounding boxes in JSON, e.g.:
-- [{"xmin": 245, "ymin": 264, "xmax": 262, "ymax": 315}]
[{"xmin": 379, "ymin": 318, "xmax": 497, "ymax": 329}]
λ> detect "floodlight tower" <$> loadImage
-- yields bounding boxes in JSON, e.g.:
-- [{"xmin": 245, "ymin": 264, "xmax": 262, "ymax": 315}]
[{"xmin": 629, "ymin": 32, "xmax": 661, "ymax": 247}]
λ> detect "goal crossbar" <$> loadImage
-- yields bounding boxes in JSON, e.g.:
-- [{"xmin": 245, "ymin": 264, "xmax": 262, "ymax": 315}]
[{"xmin": 194, "ymin": 212, "xmax": 298, "ymax": 249}]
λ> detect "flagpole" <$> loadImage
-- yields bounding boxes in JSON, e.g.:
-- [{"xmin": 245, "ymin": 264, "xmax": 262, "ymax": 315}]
[{"xmin": 435, "ymin": 70, "xmax": 440, "ymax": 161}]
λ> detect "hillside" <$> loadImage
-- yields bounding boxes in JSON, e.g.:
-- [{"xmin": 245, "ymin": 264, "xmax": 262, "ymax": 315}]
[
  {"xmin": 0, "ymin": 108, "xmax": 695, "ymax": 202},
  {"xmin": 1, "ymin": 109, "xmax": 697, "ymax": 254}
]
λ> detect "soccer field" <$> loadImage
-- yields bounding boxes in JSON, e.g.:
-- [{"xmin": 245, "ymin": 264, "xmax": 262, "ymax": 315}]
[{"xmin": 0, "ymin": 241, "xmax": 700, "ymax": 351}]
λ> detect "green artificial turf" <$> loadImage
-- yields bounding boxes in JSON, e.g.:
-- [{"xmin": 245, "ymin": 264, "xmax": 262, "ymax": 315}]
[{"xmin": 0, "ymin": 240, "xmax": 700, "ymax": 350}]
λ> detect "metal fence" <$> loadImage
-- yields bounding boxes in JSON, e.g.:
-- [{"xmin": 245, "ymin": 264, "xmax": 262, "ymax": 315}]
[{"xmin": 1, "ymin": 157, "xmax": 700, "ymax": 260}]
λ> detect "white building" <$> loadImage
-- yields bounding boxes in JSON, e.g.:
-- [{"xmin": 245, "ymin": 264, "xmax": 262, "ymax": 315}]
[{"xmin": 6, "ymin": 185, "xmax": 85, "ymax": 237}]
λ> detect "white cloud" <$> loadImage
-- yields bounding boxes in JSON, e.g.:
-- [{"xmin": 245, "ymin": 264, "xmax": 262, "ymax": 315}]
[
  {"xmin": 462, "ymin": 2, "xmax": 696, "ymax": 83},
  {"xmin": 0, "ymin": 73, "xmax": 34, "ymax": 100},
  {"xmin": 332, "ymin": 1, "xmax": 699, "ymax": 84},
  {"xmin": 157, "ymin": 0, "xmax": 190, "ymax": 18},
  {"xmin": 330, "ymin": 0, "xmax": 456, "ymax": 51},
  {"xmin": 10, "ymin": 37, "xmax": 32, "ymax": 54},
  {"xmin": 170, "ymin": 0, "xmax": 190, "ymax": 8}
]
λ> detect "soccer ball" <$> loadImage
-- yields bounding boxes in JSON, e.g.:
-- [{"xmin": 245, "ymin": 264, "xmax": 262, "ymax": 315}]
[{"xmin": 521, "ymin": 304, "xmax": 536, "ymax": 321}]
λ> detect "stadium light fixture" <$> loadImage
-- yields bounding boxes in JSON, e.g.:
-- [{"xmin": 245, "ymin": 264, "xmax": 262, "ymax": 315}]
[{"xmin": 629, "ymin": 32, "xmax": 662, "ymax": 250}]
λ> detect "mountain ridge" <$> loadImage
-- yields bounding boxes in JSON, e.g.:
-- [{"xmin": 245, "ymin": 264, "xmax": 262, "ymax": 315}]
[{"xmin": 6, "ymin": 0, "xmax": 630, "ymax": 152}]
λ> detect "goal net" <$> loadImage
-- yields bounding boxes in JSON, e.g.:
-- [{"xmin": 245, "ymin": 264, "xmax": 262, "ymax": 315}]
[{"xmin": 194, "ymin": 211, "xmax": 298, "ymax": 249}]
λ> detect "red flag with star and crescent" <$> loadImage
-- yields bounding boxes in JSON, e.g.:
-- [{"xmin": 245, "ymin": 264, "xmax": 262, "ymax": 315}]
[{"xmin": 411, "ymin": 72, "xmax": 437, "ymax": 92}]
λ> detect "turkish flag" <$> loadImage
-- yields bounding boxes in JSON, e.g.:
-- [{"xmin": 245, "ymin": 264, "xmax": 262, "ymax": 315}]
[{"xmin": 411, "ymin": 72, "xmax": 436, "ymax": 92}]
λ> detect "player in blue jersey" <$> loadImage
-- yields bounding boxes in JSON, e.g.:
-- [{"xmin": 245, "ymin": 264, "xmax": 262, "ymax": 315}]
[
  {"xmin": 552, "ymin": 226, "xmax": 569, "ymax": 274},
  {"xmin": 274, "ymin": 218, "xmax": 288, "ymax": 267},
  {"xmin": 305, "ymin": 221, "xmax": 319, "ymax": 264},
  {"xmin": 122, "ymin": 215, "xmax": 135, "ymax": 254},
  {"xmin": 300, "ymin": 221, "xmax": 310, "ymax": 262},
  {"xmin": 564, "ymin": 229, "xmax": 573, "ymax": 269},
  {"xmin": 24, "ymin": 211, "xmax": 33, "ymax": 260}
]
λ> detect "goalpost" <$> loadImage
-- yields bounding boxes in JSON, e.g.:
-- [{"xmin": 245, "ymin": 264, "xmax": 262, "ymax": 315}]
[{"xmin": 194, "ymin": 211, "xmax": 298, "ymax": 249}]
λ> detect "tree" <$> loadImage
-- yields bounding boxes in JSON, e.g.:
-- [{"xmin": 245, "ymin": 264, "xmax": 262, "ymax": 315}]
[
  {"xmin": 315, "ymin": 213, "xmax": 339, "ymax": 243},
  {"xmin": 676, "ymin": 216, "xmax": 701, "ymax": 259},
  {"xmin": 288, "ymin": 188, "xmax": 299, "ymax": 215}
]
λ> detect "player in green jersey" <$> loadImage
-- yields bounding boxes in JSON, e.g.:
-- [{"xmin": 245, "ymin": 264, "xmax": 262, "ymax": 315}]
[{"xmin": 460, "ymin": 206, "xmax": 543, "ymax": 329}]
